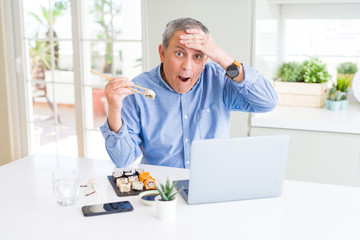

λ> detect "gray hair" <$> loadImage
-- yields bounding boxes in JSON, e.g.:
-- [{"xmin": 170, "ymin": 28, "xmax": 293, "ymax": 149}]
[{"xmin": 162, "ymin": 18, "xmax": 209, "ymax": 50}]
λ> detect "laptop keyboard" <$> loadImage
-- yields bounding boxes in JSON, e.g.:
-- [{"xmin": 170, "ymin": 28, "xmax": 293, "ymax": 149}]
[{"xmin": 183, "ymin": 189, "xmax": 189, "ymax": 195}]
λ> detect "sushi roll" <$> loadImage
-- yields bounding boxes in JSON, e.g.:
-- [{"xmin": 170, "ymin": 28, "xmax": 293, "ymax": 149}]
[
  {"xmin": 119, "ymin": 182, "xmax": 131, "ymax": 193},
  {"xmin": 116, "ymin": 177, "xmax": 128, "ymax": 187},
  {"xmin": 135, "ymin": 168, "xmax": 144, "ymax": 175},
  {"xmin": 128, "ymin": 175, "xmax": 139, "ymax": 184},
  {"xmin": 123, "ymin": 168, "xmax": 133, "ymax": 174},
  {"xmin": 112, "ymin": 168, "xmax": 123, "ymax": 180},
  {"xmin": 139, "ymin": 172, "xmax": 151, "ymax": 182},
  {"xmin": 124, "ymin": 171, "xmax": 135, "ymax": 177},
  {"xmin": 144, "ymin": 177, "xmax": 156, "ymax": 190},
  {"xmin": 132, "ymin": 181, "xmax": 144, "ymax": 191}
]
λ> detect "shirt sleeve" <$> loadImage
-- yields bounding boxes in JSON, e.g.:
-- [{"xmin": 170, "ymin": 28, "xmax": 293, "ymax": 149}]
[
  {"xmin": 100, "ymin": 102, "xmax": 143, "ymax": 167},
  {"xmin": 223, "ymin": 63, "xmax": 278, "ymax": 113}
]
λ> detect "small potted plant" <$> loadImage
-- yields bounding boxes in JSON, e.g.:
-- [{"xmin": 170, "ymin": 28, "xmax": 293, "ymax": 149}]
[
  {"xmin": 325, "ymin": 76, "xmax": 351, "ymax": 111},
  {"xmin": 301, "ymin": 57, "xmax": 331, "ymax": 84},
  {"xmin": 337, "ymin": 62, "xmax": 358, "ymax": 87},
  {"xmin": 274, "ymin": 57, "xmax": 331, "ymax": 108},
  {"xmin": 277, "ymin": 62, "xmax": 303, "ymax": 82},
  {"xmin": 155, "ymin": 177, "xmax": 183, "ymax": 221}
]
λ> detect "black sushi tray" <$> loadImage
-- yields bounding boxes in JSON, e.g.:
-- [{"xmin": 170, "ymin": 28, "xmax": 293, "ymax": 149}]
[{"xmin": 107, "ymin": 175, "xmax": 148, "ymax": 197}]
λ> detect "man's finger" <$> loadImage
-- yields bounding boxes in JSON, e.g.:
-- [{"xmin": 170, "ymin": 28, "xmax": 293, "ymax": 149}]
[
  {"xmin": 185, "ymin": 28, "xmax": 205, "ymax": 35},
  {"xmin": 108, "ymin": 79, "xmax": 134, "ymax": 88},
  {"xmin": 180, "ymin": 39, "xmax": 206, "ymax": 45},
  {"xmin": 110, "ymin": 87, "xmax": 134, "ymax": 96},
  {"xmin": 180, "ymin": 34, "xmax": 204, "ymax": 40}
]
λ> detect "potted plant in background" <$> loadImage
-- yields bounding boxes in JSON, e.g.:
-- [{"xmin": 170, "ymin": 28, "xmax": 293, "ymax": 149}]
[
  {"xmin": 155, "ymin": 177, "xmax": 183, "ymax": 221},
  {"xmin": 274, "ymin": 57, "xmax": 331, "ymax": 108},
  {"xmin": 337, "ymin": 62, "xmax": 358, "ymax": 87},
  {"xmin": 325, "ymin": 76, "xmax": 351, "ymax": 111}
]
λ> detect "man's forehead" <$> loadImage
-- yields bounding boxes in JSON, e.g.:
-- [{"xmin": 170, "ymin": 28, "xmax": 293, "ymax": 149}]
[{"xmin": 174, "ymin": 45, "xmax": 202, "ymax": 54}]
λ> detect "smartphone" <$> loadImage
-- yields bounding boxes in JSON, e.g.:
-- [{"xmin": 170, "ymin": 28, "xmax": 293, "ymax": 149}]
[{"xmin": 82, "ymin": 200, "xmax": 133, "ymax": 217}]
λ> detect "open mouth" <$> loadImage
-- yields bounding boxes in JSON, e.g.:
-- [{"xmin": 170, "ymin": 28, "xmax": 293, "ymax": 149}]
[{"xmin": 178, "ymin": 76, "xmax": 191, "ymax": 82}]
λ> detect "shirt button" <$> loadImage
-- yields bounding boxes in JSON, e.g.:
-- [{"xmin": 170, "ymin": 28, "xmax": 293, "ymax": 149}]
[
  {"xmin": 185, "ymin": 138, "xmax": 189, "ymax": 143},
  {"xmin": 184, "ymin": 115, "xmax": 188, "ymax": 119},
  {"xmin": 186, "ymin": 161, "xmax": 190, "ymax": 165},
  {"xmin": 207, "ymin": 109, "xmax": 210, "ymax": 112}
]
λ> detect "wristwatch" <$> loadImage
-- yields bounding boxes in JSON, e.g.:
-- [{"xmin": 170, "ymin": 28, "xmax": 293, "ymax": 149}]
[{"xmin": 226, "ymin": 60, "xmax": 241, "ymax": 79}]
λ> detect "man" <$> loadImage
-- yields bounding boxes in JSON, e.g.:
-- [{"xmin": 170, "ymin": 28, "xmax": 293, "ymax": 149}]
[{"xmin": 100, "ymin": 18, "xmax": 278, "ymax": 168}]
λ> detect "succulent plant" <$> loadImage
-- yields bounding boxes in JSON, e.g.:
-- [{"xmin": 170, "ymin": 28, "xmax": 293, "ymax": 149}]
[
  {"xmin": 155, "ymin": 177, "xmax": 184, "ymax": 201},
  {"xmin": 328, "ymin": 76, "xmax": 351, "ymax": 101}
]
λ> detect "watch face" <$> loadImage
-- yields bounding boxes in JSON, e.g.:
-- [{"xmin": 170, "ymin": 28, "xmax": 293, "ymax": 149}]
[{"xmin": 226, "ymin": 64, "xmax": 239, "ymax": 78}]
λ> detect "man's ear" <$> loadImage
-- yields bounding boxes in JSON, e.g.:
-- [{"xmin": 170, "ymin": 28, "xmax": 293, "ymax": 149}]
[{"xmin": 158, "ymin": 44, "xmax": 165, "ymax": 63}]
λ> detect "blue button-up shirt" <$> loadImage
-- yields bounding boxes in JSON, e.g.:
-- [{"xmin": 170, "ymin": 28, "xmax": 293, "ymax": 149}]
[{"xmin": 100, "ymin": 62, "xmax": 278, "ymax": 168}]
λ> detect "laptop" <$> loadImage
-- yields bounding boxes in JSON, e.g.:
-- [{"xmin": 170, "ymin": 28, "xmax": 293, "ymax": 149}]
[{"xmin": 176, "ymin": 135, "xmax": 290, "ymax": 205}]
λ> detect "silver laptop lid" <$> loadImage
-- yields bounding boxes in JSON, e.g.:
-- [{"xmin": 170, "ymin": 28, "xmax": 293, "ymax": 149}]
[{"xmin": 187, "ymin": 135, "xmax": 289, "ymax": 204}]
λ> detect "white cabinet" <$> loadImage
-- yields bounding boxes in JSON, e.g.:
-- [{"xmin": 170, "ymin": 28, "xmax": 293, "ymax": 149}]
[{"xmin": 251, "ymin": 127, "xmax": 360, "ymax": 187}]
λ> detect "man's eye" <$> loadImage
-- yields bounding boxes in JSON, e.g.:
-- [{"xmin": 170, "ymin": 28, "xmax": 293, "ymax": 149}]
[
  {"xmin": 176, "ymin": 51, "xmax": 183, "ymax": 57},
  {"xmin": 194, "ymin": 54, "xmax": 202, "ymax": 60}
]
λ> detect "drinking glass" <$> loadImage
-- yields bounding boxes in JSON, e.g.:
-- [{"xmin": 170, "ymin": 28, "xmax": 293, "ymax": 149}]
[{"xmin": 52, "ymin": 169, "xmax": 80, "ymax": 206}]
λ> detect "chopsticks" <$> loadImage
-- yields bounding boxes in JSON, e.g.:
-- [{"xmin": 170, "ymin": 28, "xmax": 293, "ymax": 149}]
[{"xmin": 90, "ymin": 70, "xmax": 156, "ymax": 99}]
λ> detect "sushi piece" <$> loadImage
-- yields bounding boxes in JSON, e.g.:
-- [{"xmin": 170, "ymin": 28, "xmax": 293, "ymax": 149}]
[
  {"xmin": 116, "ymin": 177, "xmax": 128, "ymax": 187},
  {"xmin": 123, "ymin": 168, "xmax": 133, "ymax": 174},
  {"xmin": 135, "ymin": 168, "xmax": 144, "ymax": 175},
  {"xmin": 128, "ymin": 175, "xmax": 139, "ymax": 184},
  {"xmin": 119, "ymin": 182, "xmax": 131, "ymax": 193},
  {"xmin": 124, "ymin": 171, "xmax": 135, "ymax": 177},
  {"xmin": 132, "ymin": 181, "xmax": 144, "ymax": 191},
  {"xmin": 144, "ymin": 177, "xmax": 156, "ymax": 190},
  {"xmin": 139, "ymin": 172, "xmax": 151, "ymax": 182},
  {"xmin": 112, "ymin": 168, "xmax": 123, "ymax": 180}
]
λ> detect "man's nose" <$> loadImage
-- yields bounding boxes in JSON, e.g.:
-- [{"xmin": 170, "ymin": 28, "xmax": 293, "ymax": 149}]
[{"xmin": 182, "ymin": 57, "xmax": 192, "ymax": 71}]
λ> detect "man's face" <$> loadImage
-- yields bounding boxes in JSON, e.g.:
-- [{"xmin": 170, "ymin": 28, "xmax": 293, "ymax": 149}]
[{"xmin": 158, "ymin": 30, "xmax": 208, "ymax": 94}]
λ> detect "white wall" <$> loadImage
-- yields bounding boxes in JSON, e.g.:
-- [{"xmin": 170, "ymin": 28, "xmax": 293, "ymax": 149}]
[{"xmin": 144, "ymin": 0, "xmax": 255, "ymax": 137}]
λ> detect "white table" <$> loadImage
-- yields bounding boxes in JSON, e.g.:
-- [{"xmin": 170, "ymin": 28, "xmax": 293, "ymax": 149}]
[{"xmin": 1, "ymin": 154, "xmax": 360, "ymax": 240}]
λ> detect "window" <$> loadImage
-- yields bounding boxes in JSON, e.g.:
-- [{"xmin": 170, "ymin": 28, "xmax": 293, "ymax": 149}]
[
  {"xmin": 283, "ymin": 19, "xmax": 360, "ymax": 81},
  {"xmin": 255, "ymin": 2, "xmax": 360, "ymax": 83},
  {"xmin": 19, "ymin": 0, "xmax": 143, "ymax": 159}
]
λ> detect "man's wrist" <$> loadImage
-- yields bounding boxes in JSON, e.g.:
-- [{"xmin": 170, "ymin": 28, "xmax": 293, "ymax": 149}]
[{"xmin": 225, "ymin": 60, "xmax": 241, "ymax": 79}]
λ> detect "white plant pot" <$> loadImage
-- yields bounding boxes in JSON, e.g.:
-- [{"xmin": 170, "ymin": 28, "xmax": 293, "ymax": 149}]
[{"xmin": 155, "ymin": 195, "xmax": 177, "ymax": 221}]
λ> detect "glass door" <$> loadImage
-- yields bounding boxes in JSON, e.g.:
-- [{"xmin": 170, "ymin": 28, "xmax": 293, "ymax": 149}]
[{"xmin": 19, "ymin": 0, "xmax": 142, "ymax": 159}]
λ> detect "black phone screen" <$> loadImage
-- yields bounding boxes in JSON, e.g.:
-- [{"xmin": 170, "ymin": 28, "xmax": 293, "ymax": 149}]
[{"xmin": 82, "ymin": 201, "xmax": 133, "ymax": 217}]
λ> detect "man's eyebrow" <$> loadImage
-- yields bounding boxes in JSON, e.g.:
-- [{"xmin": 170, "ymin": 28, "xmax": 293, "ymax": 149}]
[
  {"xmin": 175, "ymin": 46, "xmax": 203, "ymax": 54},
  {"xmin": 175, "ymin": 46, "xmax": 186, "ymax": 51}
]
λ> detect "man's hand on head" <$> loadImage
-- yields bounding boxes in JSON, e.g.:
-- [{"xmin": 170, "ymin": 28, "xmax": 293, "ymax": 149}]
[
  {"xmin": 179, "ymin": 28, "xmax": 234, "ymax": 72},
  {"xmin": 179, "ymin": 28, "xmax": 218, "ymax": 61}
]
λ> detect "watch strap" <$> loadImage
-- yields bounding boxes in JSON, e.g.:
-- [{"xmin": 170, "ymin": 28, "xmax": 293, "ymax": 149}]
[{"xmin": 233, "ymin": 59, "xmax": 241, "ymax": 68}]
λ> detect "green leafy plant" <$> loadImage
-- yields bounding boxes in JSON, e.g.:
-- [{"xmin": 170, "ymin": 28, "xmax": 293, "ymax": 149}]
[
  {"xmin": 328, "ymin": 76, "xmax": 351, "ymax": 101},
  {"xmin": 277, "ymin": 62, "xmax": 303, "ymax": 82},
  {"xmin": 301, "ymin": 57, "xmax": 331, "ymax": 83},
  {"xmin": 337, "ymin": 62, "xmax": 358, "ymax": 74},
  {"xmin": 29, "ymin": 37, "xmax": 51, "ymax": 74},
  {"xmin": 155, "ymin": 177, "xmax": 184, "ymax": 201},
  {"xmin": 29, "ymin": 1, "xmax": 68, "ymax": 70}
]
